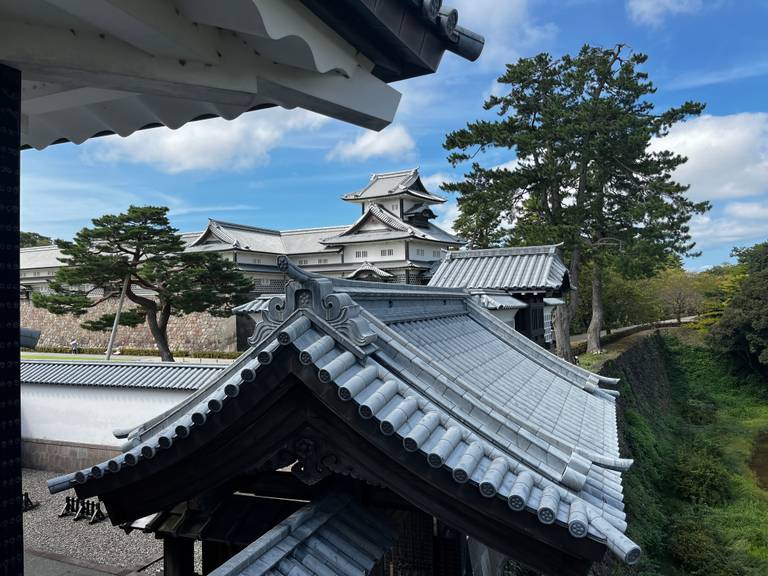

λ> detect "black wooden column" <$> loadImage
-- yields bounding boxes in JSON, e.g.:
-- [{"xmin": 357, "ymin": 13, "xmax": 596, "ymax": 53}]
[
  {"xmin": 164, "ymin": 537, "xmax": 195, "ymax": 576},
  {"xmin": 0, "ymin": 63, "xmax": 22, "ymax": 576}
]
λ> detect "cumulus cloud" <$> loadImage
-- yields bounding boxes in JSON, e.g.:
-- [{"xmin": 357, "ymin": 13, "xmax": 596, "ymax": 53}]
[
  {"xmin": 421, "ymin": 172, "xmax": 457, "ymax": 192},
  {"xmin": 627, "ymin": 0, "xmax": 702, "ymax": 26},
  {"xmin": 327, "ymin": 124, "xmax": 416, "ymax": 162},
  {"xmin": 649, "ymin": 113, "xmax": 768, "ymax": 201},
  {"xmin": 690, "ymin": 213, "xmax": 768, "ymax": 249},
  {"xmin": 83, "ymin": 108, "xmax": 328, "ymax": 174},
  {"xmin": 435, "ymin": 200, "xmax": 460, "ymax": 236}
]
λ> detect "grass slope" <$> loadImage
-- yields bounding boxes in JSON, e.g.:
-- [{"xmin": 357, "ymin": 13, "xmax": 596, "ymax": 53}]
[{"xmin": 603, "ymin": 332, "xmax": 768, "ymax": 575}]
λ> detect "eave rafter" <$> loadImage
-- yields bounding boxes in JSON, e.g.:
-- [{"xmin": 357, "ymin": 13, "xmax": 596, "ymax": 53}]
[{"xmin": 2, "ymin": 0, "xmax": 401, "ymax": 148}]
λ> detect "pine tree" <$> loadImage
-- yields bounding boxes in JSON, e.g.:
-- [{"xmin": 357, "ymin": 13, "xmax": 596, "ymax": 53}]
[
  {"xmin": 32, "ymin": 206, "xmax": 254, "ymax": 361},
  {"xmin": 444, "ymin": 44, "xmax": 709, "ymax": 359}
]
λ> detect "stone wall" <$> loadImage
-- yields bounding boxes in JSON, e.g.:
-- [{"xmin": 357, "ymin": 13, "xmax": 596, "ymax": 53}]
[{"xmin": 21, "ymin": 299, "xmax": 238, "ymax": 352}]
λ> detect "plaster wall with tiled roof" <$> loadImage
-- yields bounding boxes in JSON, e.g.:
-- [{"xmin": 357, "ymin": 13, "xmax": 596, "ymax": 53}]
[{"xmin": 49, "ymin": 257, "xmax": 640, "ymax": 569}]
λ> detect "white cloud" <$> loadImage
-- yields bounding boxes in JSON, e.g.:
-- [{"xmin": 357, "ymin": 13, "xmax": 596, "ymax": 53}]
[
  {"xmin": 690, "ymin": 214, "xmax": 767, "ymax": 249},
  {"xmin": 627, "ymin": 0, "xmax": 702, "ymax": 26},
  {"xmin": 435, "ymin": 200, "xmax": 460, "ymax": 236},
  {"xmin": 327, "ymin": 124, "xmax": 416, "ymax": 162},
  {"xmin": 724, "ymin": 202, "xmax": 768, "ymax": 221},
  {"xmin": 421, "ymin": 172, "xmax": 457, "ymax": 192},
  {"xmin": 83, "ymin": 108, "xmax": 328, "ymax": 174},
  {"xmin": 650, "ymin": 113, "xmax": 768, "ymax": 201},
  {"xmin": 669, "ymin": 61, "xmax": 768, "ymax": 90}
]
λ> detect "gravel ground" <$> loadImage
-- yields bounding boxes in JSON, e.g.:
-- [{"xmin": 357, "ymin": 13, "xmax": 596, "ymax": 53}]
[{"xmin": 22, "ymin": 468, "xmax": 202, "ymax": 574}]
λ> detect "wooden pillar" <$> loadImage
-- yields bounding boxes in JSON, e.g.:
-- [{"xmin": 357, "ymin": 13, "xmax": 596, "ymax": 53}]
[
  {"xmin": 0, "ymin": 62, "xmax": 22, "ymax": 576},
  {"xmin": 202, "ymin": 540, "xmax": 235, "ymax": 575},
  {"xmin": 164, "ymin": 537, "xmax": 195, "ymax": 576},
  {"xmin": 433, "ymin": 520, "xmax": 463, "ymax": 576}
]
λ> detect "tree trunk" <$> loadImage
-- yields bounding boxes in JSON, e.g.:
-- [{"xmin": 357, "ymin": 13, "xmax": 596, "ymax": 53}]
[
  {"xmin": 146, "ymin": 309, "xmax": 174, "ymax": 362},
  {"xmin": 554, "ymin": 305, "xmax": 575, "ymax": 363},
  {"xmin": 586, "ymin": 264, "xmax": 604, "ymax": 354},
  {"xmin": 555, "ymin": 246, "xmax": 581, "ymax": 363}
]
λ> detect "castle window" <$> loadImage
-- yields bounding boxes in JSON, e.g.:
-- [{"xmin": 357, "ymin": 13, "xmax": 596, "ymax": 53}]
[
  {"xmin": 298, "ymin": 259, "xmax": 308, "ymax": 265},
  {"xmin": 380, "ymin": 248, "xmax": 393, "ymax": 257},
  {"xmin": 317, "ymin": 258, "xmax": 328, "ymax": 264},
  {"xmin": 415, "ymin": 248, "xmax": 424, "ymax": 256},
  {"xmin": 433, "ymin": 250, "xmax": 441, "ymax": 257}
]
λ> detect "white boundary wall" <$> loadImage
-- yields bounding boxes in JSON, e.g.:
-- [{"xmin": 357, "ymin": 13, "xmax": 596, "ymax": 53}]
[{"xmin": 21, "ymin": 383, "xmax": 191, "ymax": 447}]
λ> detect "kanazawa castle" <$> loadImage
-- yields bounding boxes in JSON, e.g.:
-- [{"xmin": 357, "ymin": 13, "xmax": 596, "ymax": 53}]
[{"xmin": 22, "ymin": 168, "xmax": 463, "ymax": 293}]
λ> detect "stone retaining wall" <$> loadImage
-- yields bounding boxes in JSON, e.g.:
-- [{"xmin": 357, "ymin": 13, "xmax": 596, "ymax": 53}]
[{"xmin": 21, "ymin": 299, "xmax": 238, "ymax": 352}]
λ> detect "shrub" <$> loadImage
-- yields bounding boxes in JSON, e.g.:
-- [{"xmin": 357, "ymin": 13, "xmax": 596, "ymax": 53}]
[{"xmin": 672, "ymin": 437, "xmax": 732, "ymax": 506}]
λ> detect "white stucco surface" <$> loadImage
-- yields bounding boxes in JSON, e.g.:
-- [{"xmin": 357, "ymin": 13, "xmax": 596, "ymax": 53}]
[{"xmin": 21, "ymin": 384, "xmax": 191, "ymax": 447}]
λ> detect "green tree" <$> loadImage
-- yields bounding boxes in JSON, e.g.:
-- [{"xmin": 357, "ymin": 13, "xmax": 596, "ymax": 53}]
[
  {"xmin": 651, "ymin": 267, "xmax": 704, "ymax": 323},
  {"xmin": 710, "ymin": 242, "xmax": 768, "ymax": 376},
  {"xmin": 32, "ymin": 206, "xmax": 254, "ymax": 361},
  {"xmin": 21, "ymin": 231, "xmax": 53, "ymax": 247},
  {"xmin": 443, "ymin": 44, "xmax": 708, "ymax": 360}
]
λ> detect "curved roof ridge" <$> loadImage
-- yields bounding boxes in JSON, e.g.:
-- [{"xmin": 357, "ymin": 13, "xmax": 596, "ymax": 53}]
[{"xmin": 47, "ymin": 311, "xmax": 638, "ymax": 565}]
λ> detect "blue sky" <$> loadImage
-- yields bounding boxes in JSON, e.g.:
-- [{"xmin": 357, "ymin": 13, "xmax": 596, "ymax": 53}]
[{"xmin": 21, "ymin": 0, "xmax": 768, "ymax": 269}]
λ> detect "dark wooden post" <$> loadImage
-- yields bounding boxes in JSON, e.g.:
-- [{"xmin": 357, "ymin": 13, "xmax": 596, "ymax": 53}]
[
  {"xmin": 0, "ymin": 63, "xmax": 22, "ymax": 576},
  {"xmin": 163, "ymin": 537, "xmax": 195, "ymax": 576},
  {"xmin": 202, "ymin": 540, "xmax": 235, "ymax": 575}
]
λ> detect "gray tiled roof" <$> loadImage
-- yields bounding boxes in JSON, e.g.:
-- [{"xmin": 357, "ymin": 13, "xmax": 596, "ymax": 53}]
[
  {"xmin": 49, "ymin": 259, "xmax": 639, "ymax": 566},
  {"xmin": 474, "ymin": 291, "xmax": 527, "ymax": 310},
  {"xmin": 346, "ymin": 262, "xmax": 394, "ymax": 279},
  {"xmin": 429, "ymin": 245, "xmax": 569, "ymax": 291},
  {"xmin": 20, "ymin": 245, "xmax": 63, "ymax": 269},
  {"xmin": 342, "ymin": 168, "xmax": 446, "ymax": 204},
  {"xmin": 210, "ymin": 495, "xmax": 395, "ymax": 576},
  {"xmin": 322, "ymin": 205, "xmax": 462, "ymax": 246},
  {"xmin": 187, "ymin": 220, "xmax": 347, "ymax": 256},
  {"xmin": 22, "ymin": 360, "xmax": 223, "ymax": 390},
  {"xmin": 232, "ymin": 295, "xmax": 282, "ymax": 315}
]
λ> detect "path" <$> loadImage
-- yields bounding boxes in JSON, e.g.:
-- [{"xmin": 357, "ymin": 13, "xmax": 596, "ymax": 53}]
[
  {"xmin": 570, "ymin": 316, "xmax": 697, "ymax": 345},
  {"xmin": 25, "ymin": 550, "xmax": 139, "ymax": 576}
]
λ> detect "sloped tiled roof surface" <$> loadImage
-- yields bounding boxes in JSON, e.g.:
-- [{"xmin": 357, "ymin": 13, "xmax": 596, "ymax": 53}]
[
  {"xmin": 22, "ymin": 360, "xmax": 223, "ymax": 390},
  {"xmin": 280, "ymin": 226, "xmax": 348, "ymax": 254},
  {"xmin": 49, "ymin": 261, "xmax": 639, "ymax": 566},
  {"xmin": 429, "ymin": 245, "xmax": 569, "ymax": 291},
  {"xmin": 322, "ymin": 205, "xmax": 462, "ymax": 246},
  {"xmin": 188, "ymin": 220, "xmax": 347, "ymax": 256},
  {"xmin": 475, "ymin": 292, "xmax": 527, "ymax": 310},
  {"xmin": 210, "ymin": 495, "xmax": 395, "ymax": 576},
  {"xmin": 20, "ymin": 245, "xmax": 64, "ymax": 269},
  {"xmin": 342, "ymin": 168, "xmax": 446, "ymax": 204},
  {"xmin": 346, "ymin": 262, "xmax": 394, "ymax": 279}
]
